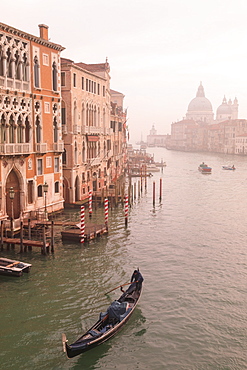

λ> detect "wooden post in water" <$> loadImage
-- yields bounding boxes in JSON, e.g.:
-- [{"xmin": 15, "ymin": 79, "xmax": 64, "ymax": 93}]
[
  {"xmin": 159, "ymin": 178, "xmax": 162, "ymax": 202},
  {"xmin": 51, "ymin": 220, "xmax": 54, "ymax": 253},
  {"xmin": 0, "ymin": 221, "xmax": 3, "ymax": 250},
  {"xmin": 153, "ymin": 181, "xmax": 156, "ymax": 207},
  {"xmin": 20, "ymin": 221, "xmax": 24, "ymax": 253},
  {"xmin": 42, "ymin": 225, "xmax": 46, "ymax": 255},
  {"xmin": 140, "ymin": 166, "xmax": 143, "ymax": 193},
  {"xmin": 138, "ymin": 180, "xmax": 140, "ymax": 198},
  {"xmin": 144, "ymin": 164, "xmax": 147, "ymax": 190},
  {"xmin": 134, "ymin": 182, "xmax": 136, "ymax": 200},
  {"xmin": 28, "ymin": 218, "xmax": 32, "ymax": 251}
]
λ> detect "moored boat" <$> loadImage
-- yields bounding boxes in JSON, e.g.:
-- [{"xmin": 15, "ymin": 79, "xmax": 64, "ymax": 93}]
[
  {"xmin": 222, "ymin": 165, "xmax": 236, "ymax": 170},
  {"xmin": 0, "ymin": 257, "xmax": 32, "ymax": 277},
  {"xmin": 62, "ymin": 269, "xmax": 143, "ymax": 358},
  {"xmin": 146, "ymin": 164, "xmax": 160, "ymax": 172},
  {"xmin": 198, "ymin": 163, "xmax": 212, "ymax": 174}
]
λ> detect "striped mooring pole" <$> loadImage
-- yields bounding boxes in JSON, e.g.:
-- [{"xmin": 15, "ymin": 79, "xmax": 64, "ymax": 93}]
[
  {"xmin": 80, "ymin": 206, "xmax": 85, "ymax": 243},
  {"xmin": 89, "ymin": 190, "xmax": 93, "ymax": 218},
  {"xmin": 125, "ymin": 195, "xmax": 129, "ymax": 227},
  {"xmin": 104, "ymin": 198, "xmax": 108, "ymax": 229}
]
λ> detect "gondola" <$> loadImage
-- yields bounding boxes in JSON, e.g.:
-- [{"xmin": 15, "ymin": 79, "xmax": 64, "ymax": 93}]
[{"xmin": 62, "ymin": 270, "xmax": 143, "ymax": 358}]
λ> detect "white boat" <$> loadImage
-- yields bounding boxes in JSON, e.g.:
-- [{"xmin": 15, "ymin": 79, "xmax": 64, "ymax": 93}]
[{"xmin": 0, "ymin": 257, "xmax": 32, "ymax": 277}]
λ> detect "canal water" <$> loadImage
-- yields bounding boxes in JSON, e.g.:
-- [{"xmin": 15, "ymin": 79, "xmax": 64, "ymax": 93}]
[{"xmin": 1, "ymin": 148, "xmax": 247, "ymax": 370}]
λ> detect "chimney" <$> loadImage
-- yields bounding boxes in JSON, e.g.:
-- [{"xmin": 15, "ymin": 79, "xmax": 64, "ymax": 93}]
[{"xmin": 38, "ymin": 24, "xmax": 49, "ymax": 40}]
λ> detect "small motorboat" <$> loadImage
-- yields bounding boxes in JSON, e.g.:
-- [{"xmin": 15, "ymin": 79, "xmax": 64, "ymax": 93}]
[
  {"xmin": 198, "ymin": 163, "xmax": 212, "ymax": 174},
  {"xmin": 0, "ymin": 257, "xmax": 32, "ymax": 277},
  {"xmin": 222, "ymin": 165, "xmax": 236, "ymax": 170},
  {"xmin": 62, "ymin": 269, "xmax": 143, "ymax": 358}
]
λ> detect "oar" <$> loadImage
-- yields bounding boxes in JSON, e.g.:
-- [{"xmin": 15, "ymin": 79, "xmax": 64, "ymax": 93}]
[{"xmin": 105, "ymin": 282, "xmax": 132, "ymax": 295}]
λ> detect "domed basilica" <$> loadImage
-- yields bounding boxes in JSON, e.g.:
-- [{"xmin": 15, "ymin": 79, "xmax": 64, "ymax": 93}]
[{"xmin": 186, "ymin": 82, "xmax": 238, "ymax": 124}]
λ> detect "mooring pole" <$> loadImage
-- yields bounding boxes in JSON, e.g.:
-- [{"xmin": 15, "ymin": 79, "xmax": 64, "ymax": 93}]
[
  {"xmin": 159, "ymin": 178, "xmax": 162, "ymax": 202},
  {"xmin": 104, "ymin": 198, "xmax": 108, "ymax": 231},
  {"xmin": 125, "ymin": 195, "xmax": 128, "ymax": 227},
  {"xmin": 80, "ymin": 206, "xmax": 85, "ymax": 244},
  {"xmin": 20, "ymin": 221, "xmax": 24, "ymax": 253},
  {"xmin": 0, "ymin": 221, "xmax": 3, "ymax": 251},
  {"xmin": 51, "ymin": 220, "xmax": 54, "ymax": 253},
  {"xmin": 153, "ymin": 181, "xmax": 155, "ymax": 207}
]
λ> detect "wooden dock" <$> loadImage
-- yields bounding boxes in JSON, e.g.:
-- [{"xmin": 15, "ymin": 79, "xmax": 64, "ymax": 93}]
[
  {"xmin": 61, "ymin": 224, "xmax": 108, "ymax": 243},
  {"xmin": 1, "ymin": 237, "xmax": 50, "ymax": 254}
]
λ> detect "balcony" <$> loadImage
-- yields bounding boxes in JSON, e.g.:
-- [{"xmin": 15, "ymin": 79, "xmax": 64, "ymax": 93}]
[
  {"xmin": 35, "ymin": 143, "xmax": 47, "ymax": 153},
  {"xmin": 53, "ymin": 142, "xmax": 64, "ymax": 152},
  {"xmin": 85, "ymin": 126, "xmax": 104, "ymax": 135},
  {"xmin": 0, "ymin": 143, "xmax": 31, "ymax": 155}
]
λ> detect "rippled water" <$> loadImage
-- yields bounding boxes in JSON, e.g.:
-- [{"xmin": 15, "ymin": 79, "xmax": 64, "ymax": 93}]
[{"xmin": 1, "ymin": 148, "xmax": 247, "ymax": 369}]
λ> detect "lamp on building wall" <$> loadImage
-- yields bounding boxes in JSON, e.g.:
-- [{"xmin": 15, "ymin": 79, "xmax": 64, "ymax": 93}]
[
  {"xmin": 43, "ymin": 182, "xmax": 48, "ymax": 221},
  {"xmin": 9, "ymin": 187, "xmax": 15, "ymax": 238}
]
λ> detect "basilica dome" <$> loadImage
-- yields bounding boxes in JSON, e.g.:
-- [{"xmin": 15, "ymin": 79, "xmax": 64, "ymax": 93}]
[
  {"xmin": 187, "ymin": 82, "xmax": 213, "ymax": 112},
  {"xmin": 216, "ymin": 96, "xmax": 232, "ymax": 115}
]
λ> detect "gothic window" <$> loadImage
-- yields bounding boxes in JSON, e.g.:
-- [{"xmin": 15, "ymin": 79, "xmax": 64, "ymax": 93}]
[
  {"xmin": 82, "ymin": 142, "xmax": 85, "ymax": 162},
  {"xmin": 15, "ymin": 50, "xmax": 21, "ymax": 80},
  {"xmin": 81, "ymin": 103, "xmax": 85, "ymax": 126},
  {"xmin": 23, "ymin": 53, "xmax": 28, "ymax": 82},
  {"xmin": 35, "ymin": 116, "xmax": 41, "ymax": 143},
  {"xmin": 7, "ymin": 48, "xmax": 12, "ymax": 78},
  {"xmin": 9, "ymin": 115, "xmax": 15, "ymax": 143},
  {"xmin": 34, "ymin": 56, "xmax": 40, "ymax": 88},
  {"xmin": 74, "ymin": 141, "xmax": 78, "ymax": 164},
  {"xmin": 0, "ymin": 115, "xmax": 6, "ymax": 143},
  {"xmin": 52, "ymin": 61, "xmax": 57, "ymax": 91},
  {"xmin": 0, "ymin": 46, "xmax": 3, "ymax": 76},
  {"xmin": 25, "ymin": 117, "xmax": 30, "ymax": 142},
  {"xmin": 73, "ymin": 101, "xmax": 77, "ymax": 125},
  {"xmin": 86, "ymin": 104, "xmax": 89, "ymax": 125},
  {"xmin": 17, "ymin": 116, "xmax": 23, "ymax": 143},
  {"xmin": 53, "ymin": 117, "xmax": 58, "ymax": 143}
]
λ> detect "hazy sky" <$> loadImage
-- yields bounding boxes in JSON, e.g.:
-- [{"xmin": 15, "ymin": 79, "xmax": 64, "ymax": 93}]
[{"xmin": 2, "ymin": 0, "xmax": 247, "ymax": 142}]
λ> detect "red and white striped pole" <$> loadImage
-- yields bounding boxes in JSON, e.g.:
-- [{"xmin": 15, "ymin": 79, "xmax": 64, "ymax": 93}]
[
  {"xmin": 125, "ymin": 195, "xmax": 128, "ymax": 227},
  {"xmin": 104, "ymin": 198, "xmax": 108, "ymax": 230},
  {"xmin": 89, "ymin": 190, "xmax": 93, "ymax": 218},
  {"xmin": 80, "ymin": 206, "xmax": 85, "ymax": 243}
]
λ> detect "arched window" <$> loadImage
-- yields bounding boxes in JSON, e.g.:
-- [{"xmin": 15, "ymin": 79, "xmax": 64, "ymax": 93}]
[
  {"xmin": 0, "ymin": 115, "xmax": 6, "ymax": 143},
  {"xmin": 52, "ymin": 61, "xmax": 57, "ymax": 91},
  {"xmin": 15, "ymin": 50, "xmax": 21, "ymax": 80},
  {"xmin": 74, "ymin": 142, "xmax": 78, "ymax": 164},
  {"xmin": 82, "ymin": 142, "xmax": 85, "ymax": 162},
  {"xmin": 9, "ymin": 115, "xmax": 15, "ymax": 143},
  {"xmin": 53, "ymin": 117, "xmax": 58, "ymax": 143},
  {"xmin": 17, "ymin": 116, "xmax": 23, "ymax": 143},
  {"xmin": 73, "ymin": 101, "xmax": 77, "ymax": 125},
  {"xmin": 86, "ymin": 104, "xmax": 89, "ymax": 125},
  {"xmin": 25, "ymin": 117, "xmax": 30, "ymax": 143},
  {"xmin": 0, "ymin": 46, "xmax": 4, "ymax": 77},
  {"xmin": 34, "ymin": 56, "xmax": 40, "ymax": 88},
  {"xmin": 23, "ymin": 53, "xmax": 28, "ymax": 82},
  {"xmin": 37, "ymin": 184, "xmax": 43, "ymax": 197},
  {"xmin": 35, "ymin": 116, "xmax": 41, "ymax": 143},
  {"xmin": 54, "ymin": 181, "xmax": 59, "ymax": 193},
  {"xmin": 7, "ymin": 48, "xmax": 12, "ymax": 78}
]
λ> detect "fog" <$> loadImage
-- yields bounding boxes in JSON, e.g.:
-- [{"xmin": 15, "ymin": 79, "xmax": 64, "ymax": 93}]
[{"xmin": 2, "ymin": 0, "xmax": 247, "ymax": 143}]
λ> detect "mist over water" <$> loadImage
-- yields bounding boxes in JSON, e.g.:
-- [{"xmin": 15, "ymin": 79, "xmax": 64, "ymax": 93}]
[{"xmin": 1, "ymin": 148, "xmax": 247, "ymax": 369}]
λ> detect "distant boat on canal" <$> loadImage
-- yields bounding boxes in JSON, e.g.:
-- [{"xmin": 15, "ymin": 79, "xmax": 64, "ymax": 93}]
[
  {"xmin": 222, "ymin": 165, "xmax": 236, "ymax": 170},
  {"xmin": 198, "ymin": 163, "xmax": 212, "ymax": 174}
]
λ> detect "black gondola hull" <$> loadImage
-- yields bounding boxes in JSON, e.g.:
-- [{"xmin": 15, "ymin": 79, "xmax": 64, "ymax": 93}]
[{"xmin": 63, "ymin": 279, "xmax": 142, "ymax": 359}]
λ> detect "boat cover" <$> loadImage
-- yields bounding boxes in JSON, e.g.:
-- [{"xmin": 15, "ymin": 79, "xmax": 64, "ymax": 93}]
[{"xmin": 107, "ymin": 300, "xmax": 128, "ymax": 321}]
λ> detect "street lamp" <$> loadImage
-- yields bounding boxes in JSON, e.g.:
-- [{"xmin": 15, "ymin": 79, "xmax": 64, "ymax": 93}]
[
  {"xmin": 9, "ymin": 187, "xmax": 15, "ymax": 238},
  {"xmin": 43, "ymin": 182, "xmax": 48, "ymax": 221}
]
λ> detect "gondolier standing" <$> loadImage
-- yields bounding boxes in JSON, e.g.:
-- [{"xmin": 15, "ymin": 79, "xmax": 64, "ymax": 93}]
[{"xmin": 130, "ymin": 269, "xmax": 144, "ymax": 292}]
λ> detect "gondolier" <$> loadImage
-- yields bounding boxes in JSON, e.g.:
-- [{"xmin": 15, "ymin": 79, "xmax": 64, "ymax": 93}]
[{"xmin": 130, "ymin": 269, "xmax": 144, "ymax": 291}]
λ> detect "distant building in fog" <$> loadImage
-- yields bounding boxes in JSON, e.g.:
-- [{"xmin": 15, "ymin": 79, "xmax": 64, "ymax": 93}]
[{"xmin": 147, "ymin": 124, "xmax": 168, "ymax": 147}]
